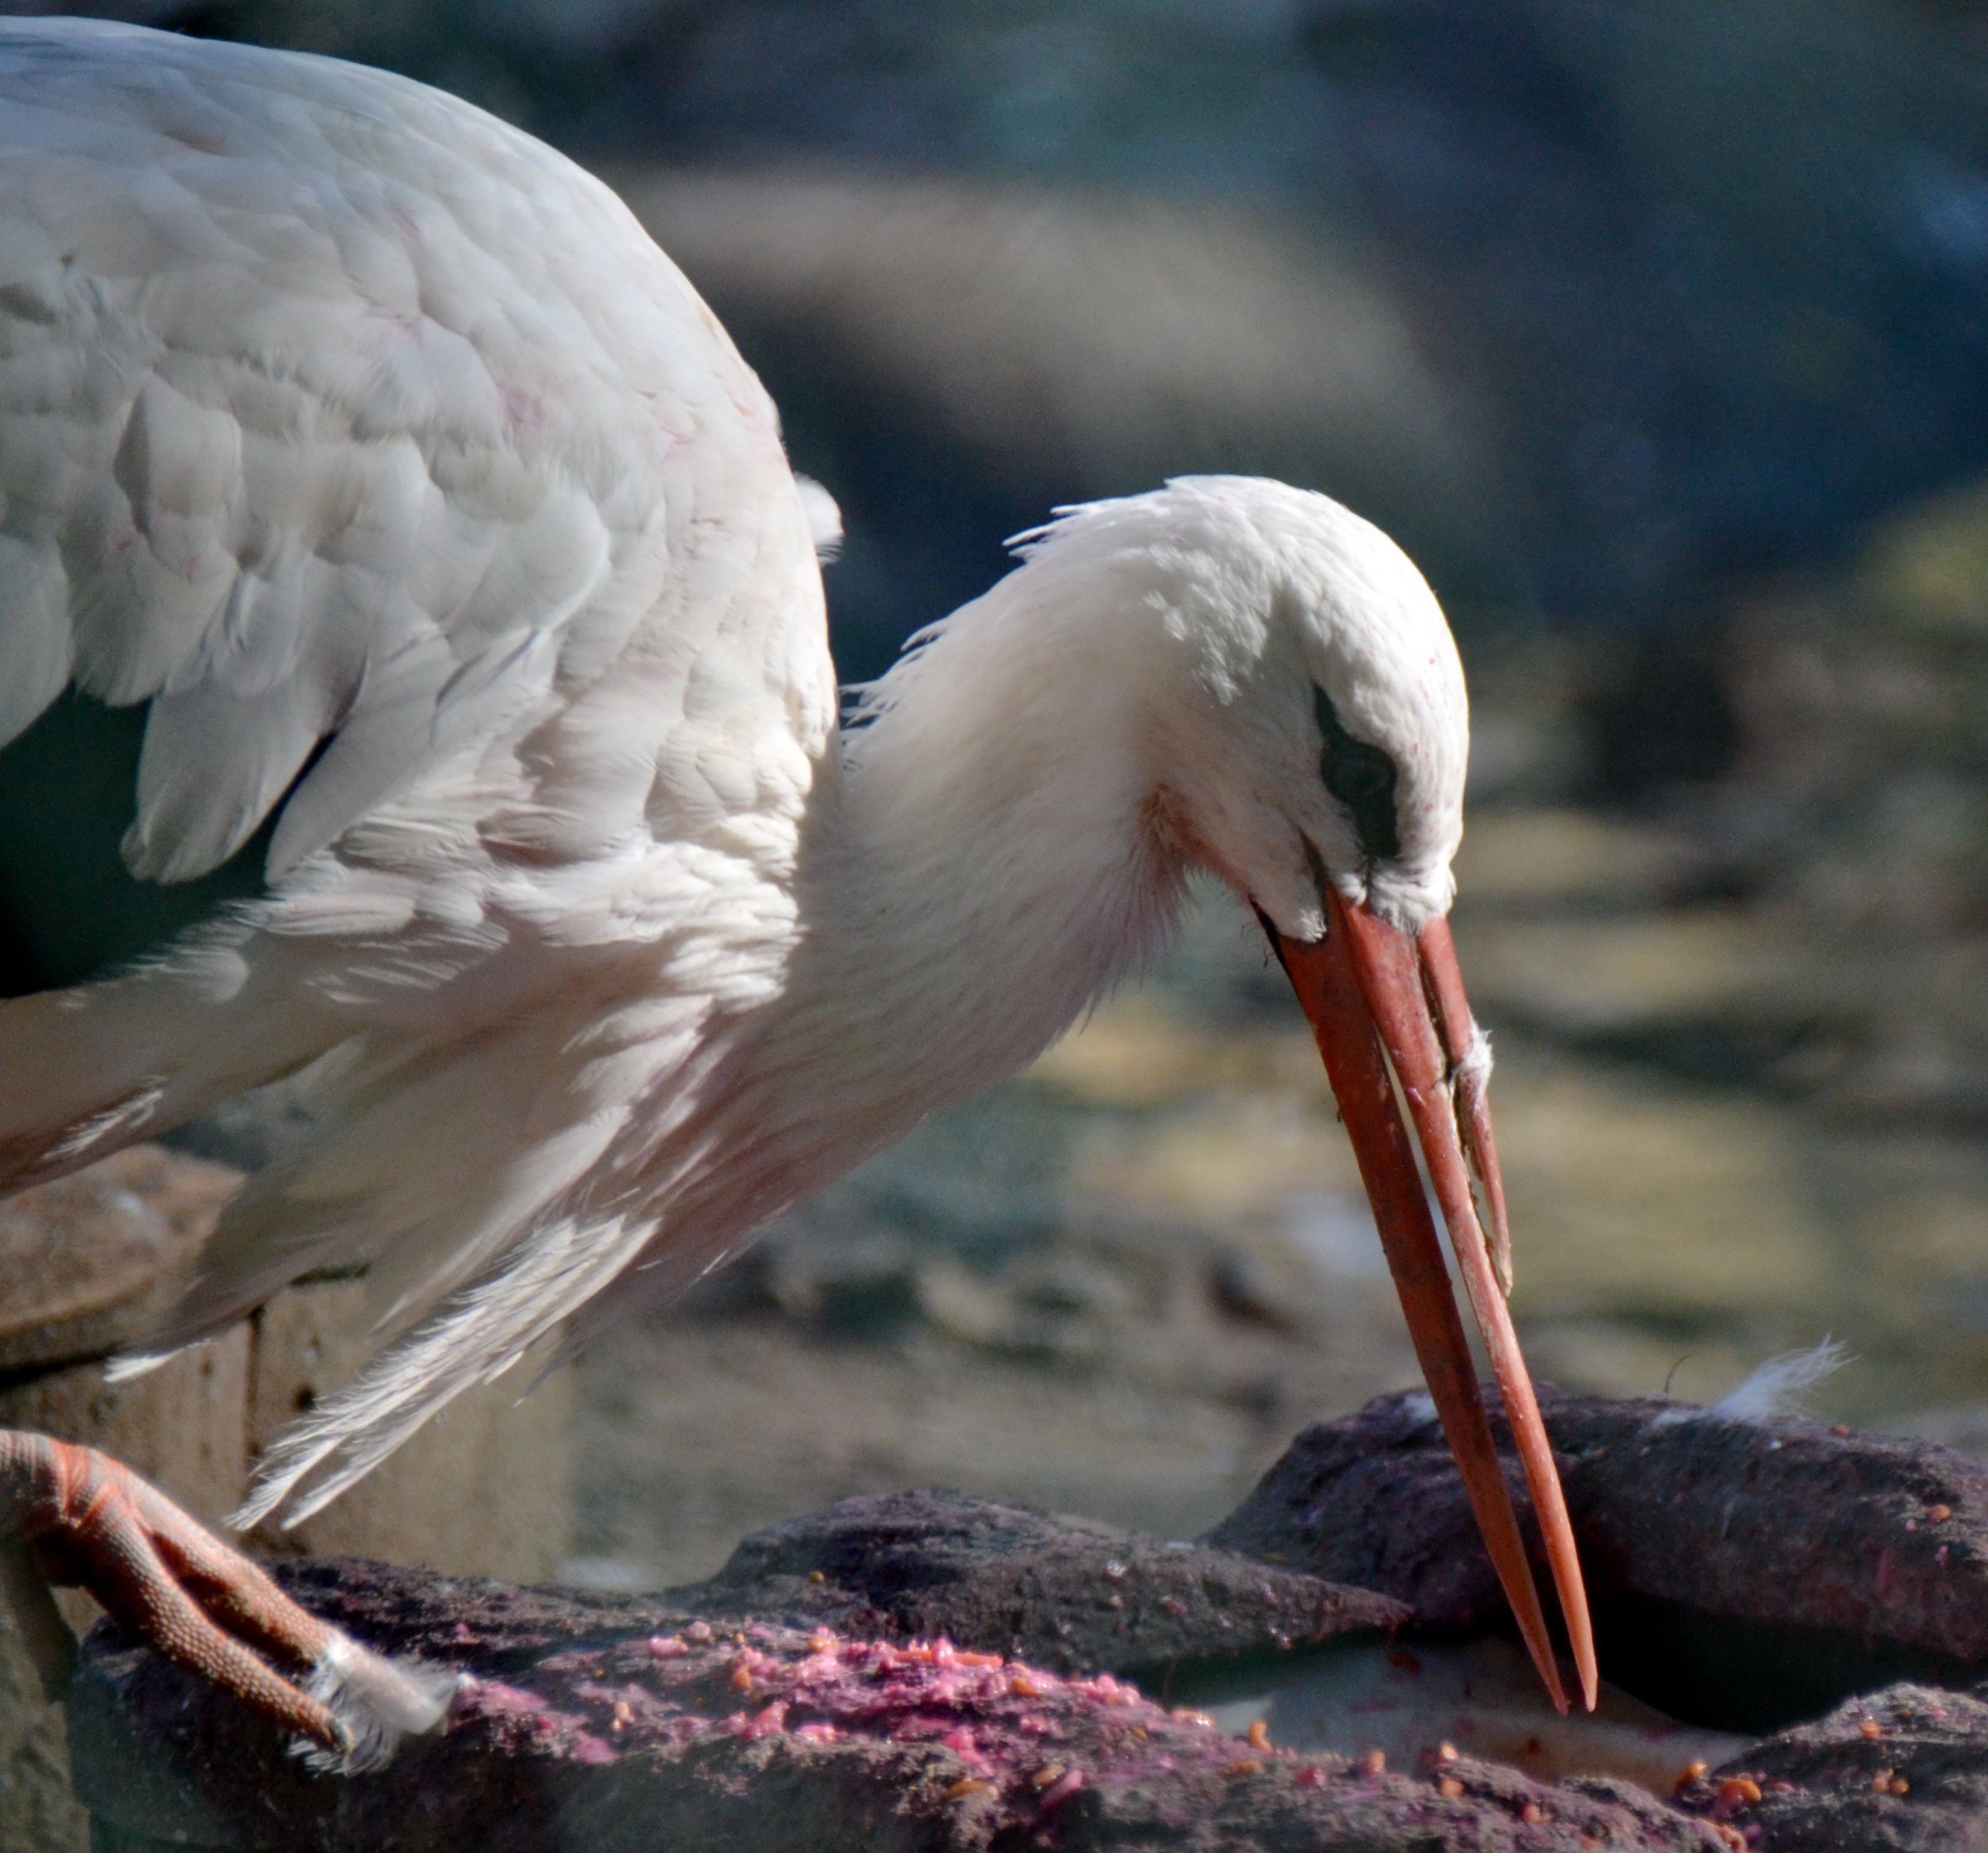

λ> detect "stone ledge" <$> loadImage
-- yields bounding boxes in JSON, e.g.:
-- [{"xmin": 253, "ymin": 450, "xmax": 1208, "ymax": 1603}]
[
  {"xmin": 68, "ymin": 1389, "xmax": 1988, "ymax": 1853},
  {"xmin": 68, "ymin": 1502, "xmax": 1711, "ymax": 1853}
]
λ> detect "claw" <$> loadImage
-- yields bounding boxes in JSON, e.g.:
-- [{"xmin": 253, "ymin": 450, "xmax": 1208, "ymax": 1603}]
[{"xmin": 0, "ymin": 1430, "xmax": 453, "ymax": 1770}]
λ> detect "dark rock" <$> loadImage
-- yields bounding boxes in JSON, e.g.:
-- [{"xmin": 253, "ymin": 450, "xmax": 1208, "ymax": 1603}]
[
  {"xmin": 69, "ymin": 1496, "xmax": 1722, "ymax": 1852},
  {"xmin": 1678, "ymin": 1681, "xmax": 1988, "ymax": 1853},
  {"xmin": 1208, "ymin": 1389, "xmax": 1988, "ymax": 1731},
  {"xmin": 697, "ymin": 1489, "xmax": 1408, "ymax": 1678}
]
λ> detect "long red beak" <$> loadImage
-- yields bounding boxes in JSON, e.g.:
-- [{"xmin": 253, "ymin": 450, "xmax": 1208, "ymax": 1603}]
[{"xmin": 1268, "ymin": 891, "xmax": 1597, "ymax": 1713}]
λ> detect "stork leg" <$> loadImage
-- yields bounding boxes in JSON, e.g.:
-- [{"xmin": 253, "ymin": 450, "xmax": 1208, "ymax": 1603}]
[{"xmin": 0, "ymin": 1430, "xmax": 453, "ymax": 1769}]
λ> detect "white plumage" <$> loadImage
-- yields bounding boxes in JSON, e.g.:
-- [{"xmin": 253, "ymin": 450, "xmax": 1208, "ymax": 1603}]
[{"xmin": 0, "ymin": 21, "xmax": 1483, "ymax": 1537}]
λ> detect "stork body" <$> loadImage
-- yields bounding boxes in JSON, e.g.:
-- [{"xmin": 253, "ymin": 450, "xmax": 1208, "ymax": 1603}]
[
  {"xmin": 0, "ymin": 17, "xmax": 838, "ymax": 1510},
  {"xmin": 0, "ymin": 19, "xmax": 1593, "ymax": 1758}
]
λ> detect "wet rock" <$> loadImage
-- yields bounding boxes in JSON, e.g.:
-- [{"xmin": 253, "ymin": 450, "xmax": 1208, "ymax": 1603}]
[
  {"xmin": 1678, "ymin": 1682, "xmax": 1988, "ymax": 1853},
  {"xmin": 694, "ymin": 1490, "xmax": 1407, "ymax": 1677},
  {"xmin": 71, "ymin": 1550, "xmax": 1723, "ymax": 1853},
  {"xmin": 1208, "ymin": 1389, "xmax": 1988, "ymax": 1731}
]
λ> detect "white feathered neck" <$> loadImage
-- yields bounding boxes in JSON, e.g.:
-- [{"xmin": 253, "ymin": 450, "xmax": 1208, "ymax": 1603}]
[{"xmin": 620, "ymin": 508, "xmax": 1198, "ymax": 1274}]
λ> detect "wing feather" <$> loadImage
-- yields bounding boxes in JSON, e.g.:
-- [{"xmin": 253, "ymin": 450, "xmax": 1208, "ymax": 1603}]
[
  {"xmin": 0, "ymin": 20, "xmax": 845, "ymax": 1522},
  {"xmin": 0, "ymin": 17, "xmax": 830, "ymax": 886}
]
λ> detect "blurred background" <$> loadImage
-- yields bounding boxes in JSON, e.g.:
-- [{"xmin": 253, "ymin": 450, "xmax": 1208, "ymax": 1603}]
[{"xmin": 7, "ymin": 0, "xmax": 1988, "ymax": 1592}]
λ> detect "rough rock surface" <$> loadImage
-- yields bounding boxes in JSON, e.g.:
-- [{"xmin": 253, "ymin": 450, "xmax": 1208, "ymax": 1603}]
[
  {"xmin": 1209, "ymin": 1389, "xmax": 1988, "ymax": 1730},
  {"xmin": 1678, "ymin": 1682, "xmax": 1988, "ymax": 1853},
  {"xmin": 70, "ymin": 1397, "xmax": 1988, "ymax": 1851},
  {"xmin": 693, "ymin": 1489, "xmax": 1408, "ymax": 1678},
  {"xmin": 71, "ymin": 1497, "xmax": 1723, "ymax": 1852}
]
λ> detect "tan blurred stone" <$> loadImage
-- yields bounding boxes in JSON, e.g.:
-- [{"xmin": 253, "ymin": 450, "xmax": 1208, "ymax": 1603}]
[
  {"xmin": 243, "ymin": 1279, "xmax": 571, "ymax": 1583},
  {"xmin": 0, "ymin": 1338, "xmax": 250, "ymax": 1533},
  {"xmin": 0, "ymin": 1632, "xmax": 83, "ymax": 1853},
  {"xmin": 1452, "ymin": 807, "xmax": 1687, "ymax": 911},
  {"xmin": 0, "ymin": 1145, "xmax": 574, "ymax": 1850},
  {"xmin": 0, "ymin": 1147, "xmax": 237, "ymax": 1374},
  {"xmin": 0, "ymin": 1274, "xmax": 251, "ymax": 1853},
  {"xmin": 1453, "ymin": 910, "xmax": 1789, "ymax": 1038}
]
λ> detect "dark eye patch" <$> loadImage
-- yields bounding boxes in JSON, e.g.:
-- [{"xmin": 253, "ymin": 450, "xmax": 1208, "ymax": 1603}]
[{"xmin": 1314, "ymin": 685, "xmax": 1400, "ymax": 861}]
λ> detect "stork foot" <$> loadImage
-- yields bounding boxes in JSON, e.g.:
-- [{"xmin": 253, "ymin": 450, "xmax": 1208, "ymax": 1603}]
[{"xmin": 0, "ymin": 1430, "xmax": 454, "ymax": 1770}]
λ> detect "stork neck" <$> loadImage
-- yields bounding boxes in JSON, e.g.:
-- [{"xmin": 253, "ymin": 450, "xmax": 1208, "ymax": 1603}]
[{"xmin": 791, "ymin": 581, "xmax": 1184, "ymax": 1130}]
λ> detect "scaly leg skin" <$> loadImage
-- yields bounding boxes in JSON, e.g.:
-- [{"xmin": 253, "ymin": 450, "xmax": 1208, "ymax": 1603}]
[{"xmin": 0, "ymin": 1430, "xmax": 456, "ymax": 1772}]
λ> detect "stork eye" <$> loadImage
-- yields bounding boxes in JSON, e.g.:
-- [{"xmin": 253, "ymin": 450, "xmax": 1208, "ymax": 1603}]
[
  {"xmin": 1327, "ymin": 749, "xmax": 1393, "ymax": 803},
  {"xmin": 1314, "ymin": 685, "xmax": 1400, "ymax": 861}
]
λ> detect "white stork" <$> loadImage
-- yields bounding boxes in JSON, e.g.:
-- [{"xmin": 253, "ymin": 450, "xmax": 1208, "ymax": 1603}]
[{"xmin": 0, "ymin": 18, "xmax": 1593, "ymax": 1763}]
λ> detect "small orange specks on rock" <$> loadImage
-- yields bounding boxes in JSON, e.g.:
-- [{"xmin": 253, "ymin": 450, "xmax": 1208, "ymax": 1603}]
[
  {"xmin": 610, "ymin": 1699, "xmax": 635, "ymax": 1732},
  {"xmin": 1715, "ymin": 1776, "xmax": 1762, "ymax": 1811},
  {"xmin": 1522, "ymin": 1804, "xmax": 1545, "ymax": 1826},
  {"xmin": 1359, "ymin": 1749, "xmax": 1386, "ymax": 1776},
  {"xmin": 1675, "ymin": 1760, "xmax": 1710, "ymax": 1791},
  {"xmin": 946, "ymin": 1779, "xmax": 997, "ymax": 1802},
  {"xmin": 1861, "ymin": 1719, "xmax": 1885, "ymax": 1740},
  {"xmin": 1832, "ymin": 1425, "xmax": 1850, "ymax": 1437},
  {"xmin": 1872, "ymin": 1770, "xmax": 1910, "ymax": 1796},
  {"xmin": 1012, "ymin": 1674, "xmax": 1049, "ymax": 1699},
  {"xmin": 1438, "ymin": 1776, "xmax": 1465, "ymax": 1799},
  {"xmin": 1712, "ymin": 1824, "xmax": 1747, "ymax": 1851},
  {"xmin": 1931, "ymin": 1504, "xmax": 1953, "ymax": 1522},
  {"xmin": 1225, "ymin": 1760, "xmax": 1263, "ymax": 1779},
  {"xmin": 1030, "ymin": 1764, "xmax": 1067, "ymax": 1791},
  {"xmin": 730, "ymin": 1661, "xmax": 754, "ymax": 1691},
  {"xmin": 1437, "ymin": 1742, "xmax": 1459, "ymax": 1764},
  {"xmin": 1247, "ymin": 1720, "xmax": 1273, "ymax": 1752},
  {"xmin": 807, "ymin": 1570, "xmax": 826, "ymax": 1584}
]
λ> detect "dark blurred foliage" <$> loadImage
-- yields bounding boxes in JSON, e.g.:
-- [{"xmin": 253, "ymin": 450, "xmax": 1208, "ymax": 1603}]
[
  {"xmin": 1308, "ymin": 4, "xmax": 1988, "ymax": 618},
  {"xmin": 7, "ymin": 0, "xmax": 1988, "ymax": 987},
  {"xmin": 78, "ymin": 0, "xmax": 1988, "ymax": 634}
]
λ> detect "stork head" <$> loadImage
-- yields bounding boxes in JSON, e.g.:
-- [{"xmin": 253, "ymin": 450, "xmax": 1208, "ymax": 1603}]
[
  {"xmin": 1084, "ymin": 475, "xmax": 1469, "ymax": 937},
  {"xmin": 1021, "ymin": 477, "xmax": 1595, "ymax": 1711}
]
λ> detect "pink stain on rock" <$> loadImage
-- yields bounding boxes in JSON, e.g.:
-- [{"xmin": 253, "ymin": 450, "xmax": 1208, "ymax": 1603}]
[
  {"xmin": 457, "ymin": 1676, "xmax": 548, "ymax": 1715},
  {"xmin": 512, "ymin": 1619, "xmax": 1308, "ymax": 1826},
  {"xmin": 1038, "ymin": 1767, "xmax": 1087, "ymax": 1810}
]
